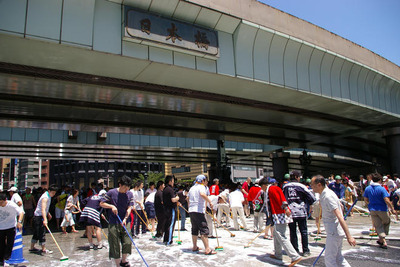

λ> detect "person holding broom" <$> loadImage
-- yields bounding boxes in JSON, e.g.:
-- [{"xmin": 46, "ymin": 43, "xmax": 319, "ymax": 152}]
[
  {"xmin": 310, "ymin": 175, "xmax": 356, "ymax": 267},
  {"xmin": 188, "ymin": 175, "xmax": 216, "ymax": 255},
  {"xmin": 100, "ymin": 176, "xmax": 134, "ymax": 267}
]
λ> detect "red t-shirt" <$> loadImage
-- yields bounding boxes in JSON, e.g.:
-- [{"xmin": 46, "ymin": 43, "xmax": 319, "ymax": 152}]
[
  {"xmin": 267, "ymin": 185, "xmax": 289, "ymax": 215},
  {"xmin": 209, "ymin": 184, "xmax": 220, "ymax": 196},
  {"xmin": 248, "ymin": 186, "xmax": 261, "ymax": 202},
  {"xmin": 242, "ymin": 181, "xmax": 249, "ymax": 199}
]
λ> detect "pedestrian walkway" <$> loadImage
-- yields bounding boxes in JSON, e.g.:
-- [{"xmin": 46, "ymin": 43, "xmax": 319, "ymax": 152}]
[{"xmin": 19, "ymin": 214, "xmax": 400, "ymax": 267}]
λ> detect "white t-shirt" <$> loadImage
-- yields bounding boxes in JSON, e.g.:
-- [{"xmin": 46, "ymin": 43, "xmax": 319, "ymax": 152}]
[
  {"xmin": 0, "ymin": 201, "xmax": 24, "ymax": 230},
  {"xmin": 188, "ymin": 183, "xmax": 207, "ymax": 213},
  {"xmin": 131, "ymin": 189, "xmax": 144, "ymax": 210},
  {"xmin": 11, "ymin": 193, "xmax": 23, "ymax": 209},
  {"xmin": 145, "ymin": 188, "xmax": 157, "ymax": 195},
  {"xmin": 319, "ymin": 187, "xmax": 344, "ymax": 237},
  {"xmin": 207, "ymin": 195, "xmax": 218, "ymax": 211},
  {"xmin": 145, "ymin": 192, "xmax": 156, "ymax": 203},
  {"xmin": 229, "ymin": 189, "xmax": 245, "ymax": 208},
  {"xmin": 34, "ymin": 192, "xmax": 51, "ymax": 217}
]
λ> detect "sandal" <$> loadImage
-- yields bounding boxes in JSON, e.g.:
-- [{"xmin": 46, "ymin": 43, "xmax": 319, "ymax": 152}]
[
  {"xmin": 379, "ymin": 244, "xmax": 388, "ymax": 249},
  {"xmin": 192, "ymin": 247, "xmax": 201, "ymax": 252},
  {"xmin": 119, "ymin": 262, "xmax": 130, "ymax": 267},
  {"xmin": 205, "ymin": 250, "xmax": 217, "ymax": 255}
]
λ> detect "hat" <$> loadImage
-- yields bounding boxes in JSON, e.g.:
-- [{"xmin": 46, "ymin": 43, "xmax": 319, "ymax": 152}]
[
  {"xmin": 383, "ymin": 176, "xmax": 388, "ymax": 181},
  {"xmin": 335, "ymin": 175, "xmax": 342, "ymax": 180},
  {"xmin": 195, "ymin": 175, "xmax": 207, "ymax": 183},
  {"xmin": 8, "ymin": 186, "xmax": 18, "ymax": 192},
  {"xmin": 255, "ymin": 178, "xmax": 261, "ymax": 184},
  {"xmin": 305, "ymin": 178, "xmax": 311, "ymax": 184},
  {"xmin": 268, "ymin": 178, "xmax": 277, "ymax": 184},
  {"xmin": 98, "ymin": 189, "xmax": 107, "ymax": 196},
  {"xmin": 284, "ymin": 173, "xmax": 290, "ymax": 180}
]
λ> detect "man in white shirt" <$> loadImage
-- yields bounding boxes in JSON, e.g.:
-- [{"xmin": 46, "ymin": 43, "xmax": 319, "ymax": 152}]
[
  {"xmin": 0, "ymin": 192, "xmax": 24, "ymax": 266},
  {"xmin": 229, "ymin": 183, "xmax": 248, "ymax": 230},
  {"xmin": 188, "ymin": 175, "xmax": 216, "ymax": 255},
  {"xmin": 8, "ymin": 187, "xmax": 23, "ymax": 208},
  {"xmin": 310, "ymin": 175, "xmax": 356, "ymax": 267},
  {"xmin": 131, "ymin": 181, "xmax": 146, "ymax": 237}
]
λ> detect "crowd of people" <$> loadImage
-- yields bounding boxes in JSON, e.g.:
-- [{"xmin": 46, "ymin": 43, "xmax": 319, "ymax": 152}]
[{"xmin": 0, "ymin": 171, "xmax": 399, "ymax": 267}]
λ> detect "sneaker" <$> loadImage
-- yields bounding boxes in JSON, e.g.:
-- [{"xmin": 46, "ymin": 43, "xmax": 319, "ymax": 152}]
[
  {"xmin": 119, "ymin": 261, "xmax": 130, "ymax": 267},
  {"xmin": 29, "ymin": 248, "xmax": 40, "ymax": 252},
  {"xmin": 96, "ymin": 243, "xmax": 103, "ymax": 250},
  {"xmin": 302, "ymin": 251, "xmax": 311, "ymax": 257},
  {"xmin": 41, "ymin": 249, "xmax": 53, "ymax": 254},
  {"xmin": 89, "ymin": 244, "xmax": 94, "ymax": 249}
]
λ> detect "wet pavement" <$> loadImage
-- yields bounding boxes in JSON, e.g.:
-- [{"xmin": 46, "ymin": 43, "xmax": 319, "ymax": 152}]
[{"xmin": 12, "ymin": 211, "xmax": 400, "ymax": 267}]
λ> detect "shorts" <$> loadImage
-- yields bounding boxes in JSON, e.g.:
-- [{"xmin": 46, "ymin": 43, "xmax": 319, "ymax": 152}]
[
  {"xmin": 55, "ymin": 207, "xmax": 65, "ymax": 219},
  {"xmin": 189, "ymin": 212, "xmax": 209, "ymax": 236},
  {"xmin": 108, "ymin": 223, "xmax": 132, "ymax": 259},
  {"xmin": 145, "ymin": 202, "xmax": 156, "ymax": 219}
]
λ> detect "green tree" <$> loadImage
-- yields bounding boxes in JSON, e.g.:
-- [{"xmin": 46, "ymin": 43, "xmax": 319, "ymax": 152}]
[{"xmin": 138, "ymin": 172, "xmax": 164, "ymax": 186}]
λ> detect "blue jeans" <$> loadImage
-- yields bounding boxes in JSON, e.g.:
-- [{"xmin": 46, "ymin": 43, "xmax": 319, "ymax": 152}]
[{"xmin": 179, "ymin": 205, "xmax": 187, "ymax": 230}]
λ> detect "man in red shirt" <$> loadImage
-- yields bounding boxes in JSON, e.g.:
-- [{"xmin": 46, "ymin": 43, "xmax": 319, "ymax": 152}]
[
  {"xmin": 209, "ymin": 178, "xmax": 220, "ymax": 196},
  {"xmin": 261, "ymin": 177, "xmax": 302, "ymax": 267},
  {"xmin": 241, "ymin": 177, "xmax": 251, "ymax": 217}
]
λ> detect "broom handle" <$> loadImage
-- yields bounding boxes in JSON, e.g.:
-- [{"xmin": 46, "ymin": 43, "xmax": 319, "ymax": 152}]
[
  {"xmin": 206, "ymin": 210, "xmax": 235, "ymax": 236},
  {"xmin": 134, "ymin": 209, "xmax": 151, "ymax": 231},
  {"xmin": 45, "ymin": 224, "xmax": 66, "ymax": 257},
  {"xmin": 212, "ymin": 211, "xmax": 220, "ymax": 247},
  {"xmin": 245, "ymin": 227, "xmax": 267, "ymax": 247},
  {"xmin": 177, "ymin": 205, "xmax": 181, "ymax": 240}
]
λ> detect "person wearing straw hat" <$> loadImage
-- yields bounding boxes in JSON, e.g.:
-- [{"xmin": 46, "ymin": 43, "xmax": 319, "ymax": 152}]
[
  {"xmin": 30, "ymin": 184, "xmax": 58, "ymax": 255},
  {"xmin": 100, "ymin": 175, "xmax": 134, "ymax": 267},
  {"xmin": 188, "ymin": 174, "xmax": 216, "ymax": 255},
  {"xmin": 0, "ymin": 192, "xmax": 24, "ymax": 266}
]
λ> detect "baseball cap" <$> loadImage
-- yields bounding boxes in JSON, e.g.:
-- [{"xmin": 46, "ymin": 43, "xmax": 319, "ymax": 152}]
[
  {"xmin": 268, "ymin": 178, "xmax": 277, "ymax": 184},
  {"xmin": 383, "ymin": 176, "xmax": 388, "ymax": 181},
  {"xmin": 284, "ymin": 173, "xmax": 290, "ymax": 180},
  {"xmin": 8, "ymin": 186, "xmax": 18, "ymax": 192},
  {"xmin": 195, "ymin": 175, "xmax": 207, "ymax": 183},
  {"xmin": 99, "ymin": 189, "xmax": 107, "ymax": 196},
  {"xmin": 335, "ymin": 175, "xmax": 342, "ymax": 180}
]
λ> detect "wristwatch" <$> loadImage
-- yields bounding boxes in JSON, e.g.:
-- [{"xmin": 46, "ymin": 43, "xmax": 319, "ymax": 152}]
[{"xmin": 18, "ymin": 220, "xmax": 22, "ymax": 223}]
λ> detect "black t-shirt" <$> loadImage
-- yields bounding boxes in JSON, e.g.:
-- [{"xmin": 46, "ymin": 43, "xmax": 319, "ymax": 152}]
[
  {"xmin": 154, "ymin": 189, "xmax": 163, "ymax": 211},
  {"xmin": 162, "ymin": 185, "xmax": 176, "ymax": 209},
  {"xmin": 178, "ymin": 191, "xmax": 187, "ymax": 205}
]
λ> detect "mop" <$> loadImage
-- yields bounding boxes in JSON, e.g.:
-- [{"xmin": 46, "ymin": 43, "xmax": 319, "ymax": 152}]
[
  {"xmin": 116, "ymin": 214, "xmax": 149, "ymax": 267},
  {"xmin": 44, "ymin": 224, "xmax": 68, "ymax": 261},
  {"xmin": 312, "ymin": 199, "xmax": 357, "ymax": 267},
  {"xmin": 213, "ymin": 214, "xmax": 223, "ymax": 251},
  {"xmin": 205, "ymin": 210, "xmax": 235, "ymax": 237},
  {"xmin": 244, "ymin": 227, "xmax": 267, "ymax": 248},
  {"xmin": 176, "ymin": 207, "xmax": 182, "ymax": 244}
]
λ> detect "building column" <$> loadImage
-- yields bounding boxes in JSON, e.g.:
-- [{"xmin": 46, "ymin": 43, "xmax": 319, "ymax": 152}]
[
  {"xmin": 270, "ymin": 151, "xmax": 290, "ymax": 182},
  {"xmin": 383, "ymin": 127, "xmax": 400, "ymax": 175}
]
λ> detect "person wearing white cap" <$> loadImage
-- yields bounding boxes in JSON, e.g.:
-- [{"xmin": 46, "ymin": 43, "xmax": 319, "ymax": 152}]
[
  {"xmin": 8, "ymin": 186, "xmax": 23, "ymax": 209},
  {"xmin": 188, "ymin": 175, "xmax": 216, "ymax": 255},
  {"xmin": 80, "ymin": 189, "xmax": 108, "ymax": 249}
]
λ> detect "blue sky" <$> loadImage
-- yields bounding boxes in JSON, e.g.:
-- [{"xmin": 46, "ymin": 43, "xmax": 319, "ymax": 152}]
[{"xmin": 258, "ymin": 0, "xmax": 400, "ymax": 67}]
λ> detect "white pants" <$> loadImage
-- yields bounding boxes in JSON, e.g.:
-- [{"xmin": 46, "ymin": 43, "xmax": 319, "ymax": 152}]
[
  {"xmin": 217, "ymin": 204, "xmax": 231, "ymax": 226},
  {"xmin": 60, "ymin": 210, "xmax": 75, "ymax": 227},
  {"xmin": 253, "ymin": 211, "xmax": 264, "ymax": 232},
  {"xmin": 205, "ymin": 213, "xmax": 213, "ymax": 236},
  {"xmin": 231, "ymin": 206, "xmax": 247, "ymax": 230},
  {"xmin": 273, "ymin": 223, "xmax": 301, "ymax": 261},
  {"xmin": 325, "ymin": 235, "xmax": 350, "ymax": 267}
]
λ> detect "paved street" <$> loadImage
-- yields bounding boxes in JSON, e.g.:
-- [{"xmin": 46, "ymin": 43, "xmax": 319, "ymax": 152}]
[{"xmin": 11, "ymin": 210, "xmax": 400, "ymax": 267}]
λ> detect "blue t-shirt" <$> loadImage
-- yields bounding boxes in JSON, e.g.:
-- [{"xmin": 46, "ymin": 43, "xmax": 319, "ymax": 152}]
[
  {"xmin": 103, "ymin": 188, "xmax": 134, "ymax": 224},
  {"xmin": 328, "ymin": 182, "xmax": 345, "ymax": 199},
  {"xmin": 363, "ymin": 184, "xmax": 389, "ymax": 211}
]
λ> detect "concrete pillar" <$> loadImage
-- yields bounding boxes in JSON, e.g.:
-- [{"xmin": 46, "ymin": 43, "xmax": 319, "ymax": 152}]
[
  {"xmin": 383, "ymin": 127, "xmax": 400, "ymax": 175},
  {"xmin": 270, "ymin": 151, "xmax": 290, "ymax": 182}
]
